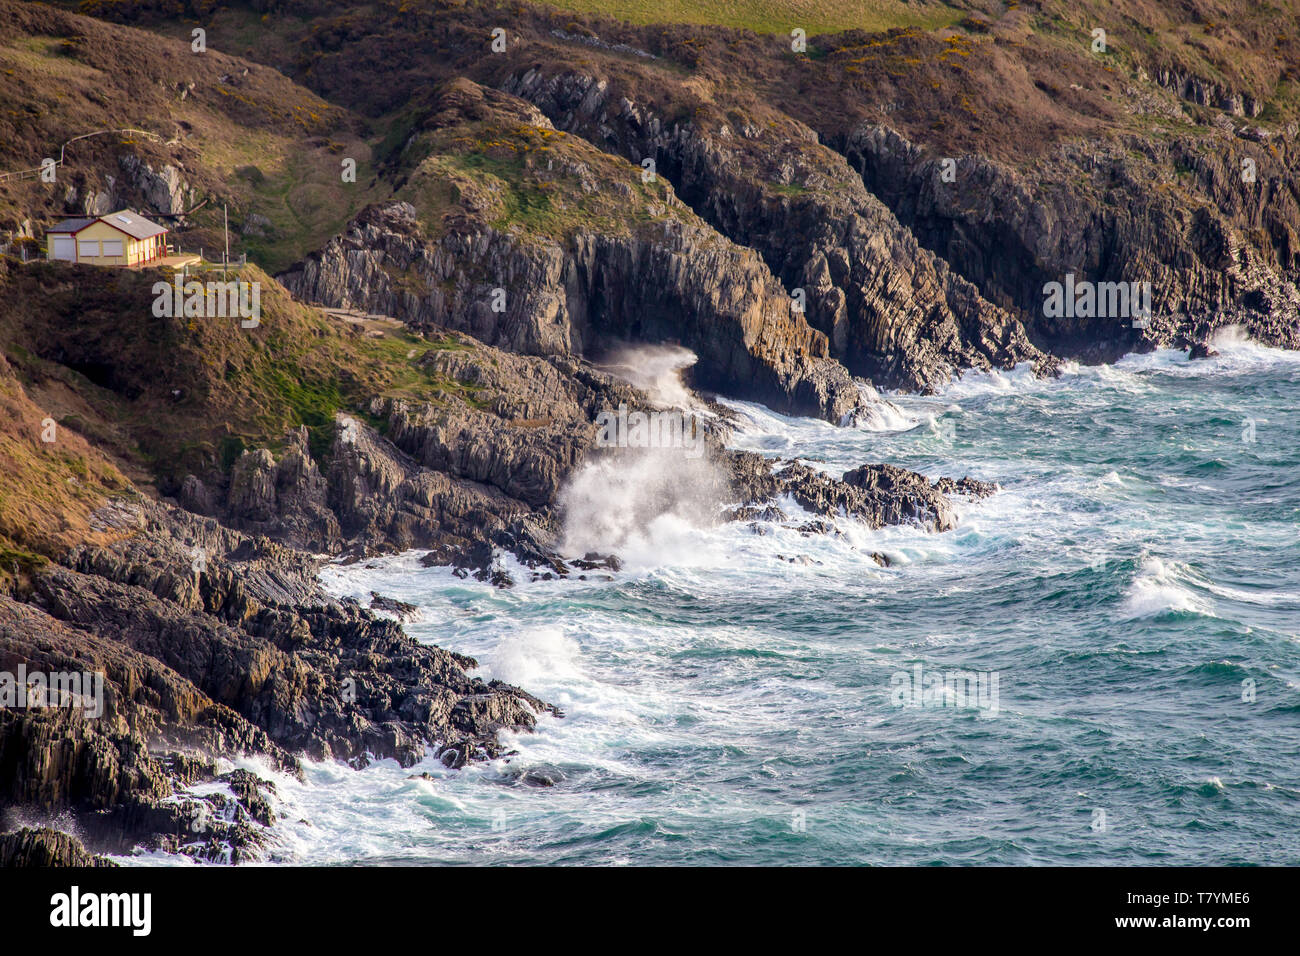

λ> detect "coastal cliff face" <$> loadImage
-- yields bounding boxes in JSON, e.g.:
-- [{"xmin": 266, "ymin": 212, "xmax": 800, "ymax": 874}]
[
  {"xmin": 0, "ymin": 236, "xmax": 980, "ymax": 865},
  {"xmin": 279, "ymin": 80, "xmax": 861, "ymax": 422},
  {"xmin": 200, "ymin": 0, "xmax": 1299, "ymax": 367},
  {"xmin": 839, "ymin": 123, "xmax": 1300, "ymax": 359},
  {"xmin": 280, "ymin": 65, "xmax": 1049, "ymax": 396},
  {"xmin": 4, "ymin": 0, "xmax": 1300, "ymax": 865},
  {"xmin": 493, "ymin": 66, "xmax": 1051, "ymax": 392}
]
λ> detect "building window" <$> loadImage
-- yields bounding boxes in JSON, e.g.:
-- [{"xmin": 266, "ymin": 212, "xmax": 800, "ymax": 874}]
[
  {"xmin": 102, "ymin": 239, "xmax": 123, "ymax": 256},
  {"xmin": 79, "ymin": 239, "xmax": 99, "ymax": 257}
]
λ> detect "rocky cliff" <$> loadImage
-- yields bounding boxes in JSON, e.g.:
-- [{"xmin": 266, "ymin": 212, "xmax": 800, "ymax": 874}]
[
  {"xmin": 211, "ymin": 0, "xmax": 1300, "ymax": 367},
  {"xmin": 2, "ymin": 496, "xmax": 553, "ymax": 862},
  {"xmin": 0, "ymin": 242, "xmax": 986, "ymax": 865},
  {"xmin": 280, "ymin": 80, "xmax": 862, "ymax": 422},
  {"xmin": 8, "ymin": 0, "xmax": 1300, "ymax": 866},
  {"xmin": 495, "ymin": 64, "xmax": 1052, "ymax": 391}
]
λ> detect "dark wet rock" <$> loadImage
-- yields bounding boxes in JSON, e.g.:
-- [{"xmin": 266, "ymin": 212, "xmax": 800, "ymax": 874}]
[
  {"xmin": 724, "ymin": 452, "xmax": 994, "ymax": 534},
  {"xmin": 0, "ymin": 828, "xmax": 115, "ymax": 867},
  {"xmin": 796, "ymin": 519, "xmax": 837, "ymax": 536},
  {"xmin": 0, "ymin": 584, "xmax": 295, "ymax": 862},
  {"xmin": 839, "ymin": 464, "xmax": 959, "ymax": 531},
  {"xmin": 724, "ymin": 504, "xmax": 789, "ymax": 524},
  {"xmin": 521, "ymin": 765, "xmax": 564, "ymax": 788},
  {"xmin": 931, "ymin": 476, "xmax": 1000, "ymax": 499},
  {"xmin": 1189, "ymin": 341, "xmax": 1220, "ymax": 360},
  {"xmin": 420, "ymin": 546, "xmax": 458, "ymax": 567},
  {"xmin": 1, "ymin": 497, "xmax": 558, "ymax": 862},
  {"xmin": 572, "ymin": 552, "xmax": 621, "ymax": 572},
  {"xmin": 729, "ymin": 453, "xmax": 953, "ymax": 532},
  {"xmin": 369, "ymin": 591, "xmax": 421, "ymax": 622},
  {"xmin": 484, "ymin": 566, "xmax": 514, "ymax": 589},
  {"xmin": 221, "ymin": 769, "xmax": 277, "ymax": 828},
  {"xmin": 437, "ymin": 743, "xmax": 480, "ymax": 770}
]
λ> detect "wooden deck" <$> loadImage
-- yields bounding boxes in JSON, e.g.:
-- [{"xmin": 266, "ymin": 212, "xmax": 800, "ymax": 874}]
[{"xmin": 142, "ymin": 254, "xmax": 202, "ymax": 270}]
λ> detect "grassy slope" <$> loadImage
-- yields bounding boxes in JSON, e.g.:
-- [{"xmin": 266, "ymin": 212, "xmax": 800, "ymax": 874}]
[
  {"xmin": 536, "ymin": 0, "xmax": 963, "ymax": 35},
  {"xmin": 0, "ymin": 257, "xmax": 493, "ymax": 522},
  {"xmin": 0, "ymin": 348, "xmax": 130, "ymax": 585},
  {"xmin": 0, "ymin": 0, "xmax": 384, "ymax": 274},
  {"xmin": 396, "ymin": 79, "xmax": 694, "ymax": 245},
  {"xmin": 90, "ymin": 0, "xmax": 1299, "ymax": 167}
]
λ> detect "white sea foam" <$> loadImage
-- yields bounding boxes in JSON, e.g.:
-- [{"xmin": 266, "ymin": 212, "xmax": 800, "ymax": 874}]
[
  {"xmin": 929, "ymin": 362, "xmax": 1048, "ymax": 400},
  {"xmin": 1122, "ymin": 555, "xmax": 1214, "ymax": 618},
  {"xmin": 481, "ymin": 627, "xmax": 583, "ymax": 689},
  {"xmin": 1114, "ymin": 328, "xmax": 1300, "ymax": 378},
  {"xmin": 848, "ymin": 382, "xmax": 921, "ymax": 431}
]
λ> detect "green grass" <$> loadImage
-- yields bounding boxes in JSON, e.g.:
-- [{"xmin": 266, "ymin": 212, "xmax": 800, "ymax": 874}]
[
  {"xmin": 360, "ymin": 330, "xmax": 493, "ymax": 407},
  {"xmin": 1, "ymin": 259, "xmax": 508, "ymax": 494},
  {"xmin": 447, "ymin": 150, "xmax": 572, "ymax": 236},
  {"xmin": 0, "ymin": 545, "xmax": 48, "ymax": 574},
  {"xmin": 539, "ymin": 0, "xmax": 963, "ymax": 35},
  {"xmin": 218, "ymin": 435, "xmax": 247, "ymax": 471},
  {"xmin": 413, "ymin": 137, "xmax": 659, "ymax": 241},
  {"xmin": 232, "ymin": 139, "xmax": 381, "ymax": 275},
  {"xmin": 1258, "ymin": 78, "xmax": 1300, "ymax": 126},
  {"xmin": 0, "ymin": 543, "xmax": 49, "ymax": 592}
]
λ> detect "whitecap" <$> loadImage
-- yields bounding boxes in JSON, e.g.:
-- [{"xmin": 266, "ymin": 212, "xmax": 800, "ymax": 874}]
[{"xmin": 1121, "ymin": 555, "xmax": 1214, "ymax": 618}]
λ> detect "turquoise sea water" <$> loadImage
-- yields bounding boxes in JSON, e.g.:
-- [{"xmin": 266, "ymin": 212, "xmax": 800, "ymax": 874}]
[{"xmin": 131, "ymin": 332, "xmax": 1300, "ymax": 865}]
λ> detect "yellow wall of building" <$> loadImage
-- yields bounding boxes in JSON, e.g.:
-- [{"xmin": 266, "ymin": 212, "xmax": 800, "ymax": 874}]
[{"xmin": 46, "ymin": 221, "xmax": 166, "ymax": 266}]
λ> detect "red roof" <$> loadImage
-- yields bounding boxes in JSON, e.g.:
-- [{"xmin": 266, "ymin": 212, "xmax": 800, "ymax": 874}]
[{"xmin": 47, "ymin": 210, "xmax": 169, "ymax": 241}]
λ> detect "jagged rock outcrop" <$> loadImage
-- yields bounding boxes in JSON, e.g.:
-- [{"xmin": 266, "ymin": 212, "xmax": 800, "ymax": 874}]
[
  {"xmin": 1148, "ymin": 68, "xmax": 1263, "ymax": 118},
  {"xmin": 48, "ymin": 152, "xmax": 195, "ymax": 222},
  {"xmin": 0, "ymin": 828, "xmax": 115, "ymax": 867},
  {"xmin": 0, "ymin": 588, "xmax": 293, "ymax": 862},
  {"xmin": 280, "ymin": 78, "xmax": 862, "ymax": 423},
  {"xmin": 216, "ymin": 426, "xmax": 341, "ymax": 552},
  {"xmin": 42, "ymin": 500, "xmax": 554, "ymax": 768},
  {"xmin": 498, "ymin": 65, "xmax": 1052, "ymax": 392},
  {"xmin": 727, "ymin": 453, "xmax": 994, "ymax": 533},
  {"xmin": 118, "ymin": 154, "xmax": 193, "ymax": 217},
  {"xmin": 837, "ymin": 122, "xmax": 1300, "ymax": 358},
  {"xmin": 1, "ymin": 497, "xmax": 557, "ymax": 862}
]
